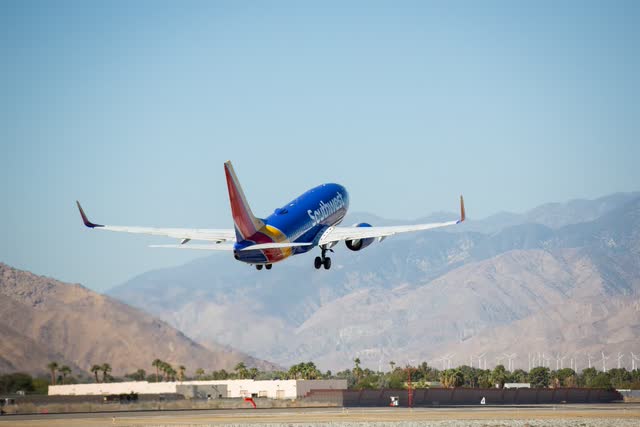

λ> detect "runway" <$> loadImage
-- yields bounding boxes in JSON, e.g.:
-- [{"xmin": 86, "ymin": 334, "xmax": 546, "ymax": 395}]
[{"xmin": 2, "ymin": 404, "xmax": 640, "ymax": 426}]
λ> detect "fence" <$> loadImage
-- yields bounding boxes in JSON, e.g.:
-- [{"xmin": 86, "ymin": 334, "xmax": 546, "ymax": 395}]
[{"xmin": 302, "ymin": 388, "xmax": 623, "ymax": 406}]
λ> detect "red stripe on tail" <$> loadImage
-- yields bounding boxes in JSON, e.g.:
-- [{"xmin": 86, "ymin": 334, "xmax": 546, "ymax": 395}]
[{"xmin": 224, "ymin": 161, "xmax": 264, "ymax": 241}]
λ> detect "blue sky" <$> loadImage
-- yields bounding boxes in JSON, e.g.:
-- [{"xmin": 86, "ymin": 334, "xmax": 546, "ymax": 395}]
[{"xmin": 1, "ymin": 1, "xmax": 639, "ymax": 291}]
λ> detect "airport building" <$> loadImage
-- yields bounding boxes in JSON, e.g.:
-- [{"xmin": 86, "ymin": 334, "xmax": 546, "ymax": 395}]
[{"xmin": 48, "ymin": 379, "xmax": 347, "ymax": 400}]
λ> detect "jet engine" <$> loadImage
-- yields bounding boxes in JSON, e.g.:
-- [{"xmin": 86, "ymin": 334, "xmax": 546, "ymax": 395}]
[{"xmin": 345, "ymin": 223, "xmax": 375, "ymax": 251}]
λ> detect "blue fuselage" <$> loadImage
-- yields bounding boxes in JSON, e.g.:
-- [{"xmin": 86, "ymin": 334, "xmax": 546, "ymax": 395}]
[{"xmin": 234, "ymin": 183, "xmax": 349, "ymax": 264}]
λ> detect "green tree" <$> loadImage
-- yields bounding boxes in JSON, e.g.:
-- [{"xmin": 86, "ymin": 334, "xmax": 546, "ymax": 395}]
[
  {"xmin": 529, "ymin": 367, "xmax": 550, "ymax": 388},
  {"xmin": 166, "ymin": 366, "xmax": 177, "ymax": 381},
  {"xmin": 458, "ymin": 365, "xmax": 479, "ymax": 387},
  {"xmin": 353, "ymin": 358, "xmax": 363, "ymax": 382},
  {"xmin": 213, "ymin": 369, "xmax": 229, "ymax": 380},
  {"xmin": 90, "ymin": 365, "xmax": 102, "ymax": 383},
  {"xmin": 100, "ymin": 363, "xmax": 112, "ymax": 383},
  {"xmin": 440, "ymin": 369, "xmax": 463, "ymax": 388},
  {"xmin": 178, "ymin": 365, "xmax": 186, "ymax": 382},
  {"xmin": 608, "ymin": 368, "xmax": 632, "ymax": 389},
  {"xmin": 152, "ymin": 359, "xmax": 163, "ymax": 382},
  {"xmin": 580, "ymin": 367, "xmax": 598, "ymax": 387},
  {"xmin": 587, "ymin": 372, "xmax": 613, "ymax": 390},
  {"xmin": 124, "ymin": 369, "xmax": 146, "ymax": 382},
  {"xmin": 0, "ymin": 373, "xmax": 35, "ymax": 394},
  {"xmin": 59, "ymin": 366, "xmax": 71, "ymax": 385},
  {"xmin": 247, "ymin": 367, "xmax": 258, "ymax": 379},
  {"xmin": 234, "ymin": 362, "xmax": 248, "ymax": 379},
  {"xmin": 490, "ymin": 364, "xmax": 508, "ymax": 389},
  {"xmin": 47, "ymin": 362, "xmax": 58, "ymax": 386},
  {"xmin": 302, "ymin": 362, "xmax": 321, "ymax": 380},
  {"xmin": 32, "ymin": 377, "xmax": 49, "ymax": 394},
  {"xmin": 509, "ymin": 369, "xmax": 528, "ymax": 384},
  {"xmin": 554, "ymin": 368, "xmax": 577, "ymax": 387},
  {"xmin": 195, "ymin": 368, "xmax": 205, "ymax": 380},
  {"xmin": 478, "ymin": 371, "xmax": 493, "ymax": 388},
  {"xmin": 161, "ymin": 362, "xmax": 173, "ymax": 381}
]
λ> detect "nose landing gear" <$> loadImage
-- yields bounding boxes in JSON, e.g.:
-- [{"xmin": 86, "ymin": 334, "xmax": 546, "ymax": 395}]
[
  {"xmin": 255, "ymin": 264, "xmax": 272, "ymax": 271},
  {"xmin": 314, "ymin": 247, "xmax": 332, "ymax": 270}
]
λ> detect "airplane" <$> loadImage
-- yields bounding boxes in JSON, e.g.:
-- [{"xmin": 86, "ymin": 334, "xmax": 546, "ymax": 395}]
[{"xmin": 77, "ymin": 161, "xmax": 465, "ymax": 271}]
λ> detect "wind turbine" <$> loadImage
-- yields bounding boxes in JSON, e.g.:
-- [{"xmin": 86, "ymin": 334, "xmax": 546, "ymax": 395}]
[
  {"xmin": 445, "ymin": 353, "xmax": 456, "ymax": 370},
  {"xmin": 503, "ymin": 353, "xmax": 517, "ymax": 371},
  {"xmin": 542, "ymin": 353, "xmax": 551, "ymax": 369},
  {"xmin": 616, "ymin": 352, "xmax": 624, "ymax": 370},
  {"xmin": 434, "ymin": 356, "xmax": 446, "ymax": 371},
  {"xmin": 558, "ymin": 354, "xmax": 567, "ymax": 370},
  {"xmin": 601, "ymin": 352, "xmax": 609, "ymax": 372},
  {"xmin": 476, "ymin": 353, "xmax": 487, "ymax": 370},
  {"xmin": 631, "ymin": 352, "xmax": 639, "ymax": 371}
]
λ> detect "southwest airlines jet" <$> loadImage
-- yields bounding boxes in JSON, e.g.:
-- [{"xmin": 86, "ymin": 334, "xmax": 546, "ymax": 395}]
[{"xmin": 77, "ymin": 161, "xmax": 465, "ymax": 270}]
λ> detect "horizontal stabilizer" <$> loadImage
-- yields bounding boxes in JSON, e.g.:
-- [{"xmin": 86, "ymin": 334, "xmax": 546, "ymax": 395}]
[
  {"xmin": 240, "ymin": 242, "xmax": 313, "ymax": 251},
  {"xmin": 150, "ymin": 244, "xmax": 235, "ymax": 251}
]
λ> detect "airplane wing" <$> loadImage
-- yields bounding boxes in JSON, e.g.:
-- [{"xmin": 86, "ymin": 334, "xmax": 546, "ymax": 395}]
[
  {"xmin": 319, "ymin": 195, "xmax": 465, "ymax": 246},
  {"xmin": 76, "ymin": 201, "xmax": 236, "ymax": 245}
]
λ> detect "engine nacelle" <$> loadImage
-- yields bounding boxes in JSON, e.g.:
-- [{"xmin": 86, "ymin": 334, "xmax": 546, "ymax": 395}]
[{"xmin": 345, "ymin": 223, "xmax": 375, "ymax": 251}]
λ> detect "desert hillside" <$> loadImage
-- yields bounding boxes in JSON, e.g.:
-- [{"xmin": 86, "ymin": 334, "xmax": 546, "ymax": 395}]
[
  {"xmin": 0, "ymin": 263, "xmax": 276, "ymax": 375},
  {"xmin": 109, "ymin": 193, "xmax": 640, "ymax": 370}
]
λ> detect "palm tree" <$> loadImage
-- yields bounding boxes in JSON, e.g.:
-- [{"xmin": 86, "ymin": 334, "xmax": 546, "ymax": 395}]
[
  {"xmin": 178, "ymin": 365, "xmax": 186, "ymax": 382},
  {"xmin": 91, "ymin": 364, "xmax": 102, "ymax": 383},
  {"xmin": 389, "ymin": 361, "xmax": 396, "ymax": 372},
  {"xmin": 152, "ymin": 359, "xmax": 162, "ymax": 382},
  {"xmin": 166, "ymin": 366, "xmax": 177, "ymax": 381},
  {"xmin": 101, "ymin": 363, "xmax": 112, "ymax": 383},
  {"xmin": 47, "ymin": 362, "xmax": 59, "ymax": 385},
  {"xmin": 353, "ymin": 358, "xmax": 363, "ymax": 382},
  {"xmin": 234, "ymin": 362, "xmax": 248, "ymax": 379},
  {"xmin": 60, "ymin": 366, "xmax": 72, "ymax": 384},
  {"xmin": 195, "ymin": 368, "xmax": 205, "ymax": 380},
  {"xmin": 161, "ymin": 362, "xmax": 173, "ymax": 381}
]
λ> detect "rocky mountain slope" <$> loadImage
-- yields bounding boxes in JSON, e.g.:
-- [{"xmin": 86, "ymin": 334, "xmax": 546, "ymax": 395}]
[
  {"xmin": 108, "ymin": 193, "xmax": 640, "ymax": 370},
  {"xmin": 0, "ymin": 263, "xmax": 276, "ymax": 375}
]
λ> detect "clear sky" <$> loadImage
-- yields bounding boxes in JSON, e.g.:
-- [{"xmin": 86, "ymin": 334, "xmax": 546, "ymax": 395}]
[{"xmin": 2, "ymin": 1, "xmax": 639, "ymax": 291}]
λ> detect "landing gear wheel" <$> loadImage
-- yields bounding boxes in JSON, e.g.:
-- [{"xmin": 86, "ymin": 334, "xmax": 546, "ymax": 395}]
[
  {"xmin": 323, "ymin": 257, "xmax": 332, "ymax": 270},
  {"xmin": 256, "ymin": 265, "xmax": 263, "ymax": 271},
  {"xmin": 265, "ymin": 264, "xmax": 272, "ymax": 270},
  {"xmin": 314, "ymin": 256, "xmax": 322, "ymax": 269}
]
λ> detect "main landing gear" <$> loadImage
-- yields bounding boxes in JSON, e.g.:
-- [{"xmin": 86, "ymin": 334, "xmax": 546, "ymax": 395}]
[
  {"xmin": 314, "ymin": 247, "xmax": 332, "ymax": 270},
  {"xmin": 255, "ymin": 264, "xmax": 272, "ymax": 271}
]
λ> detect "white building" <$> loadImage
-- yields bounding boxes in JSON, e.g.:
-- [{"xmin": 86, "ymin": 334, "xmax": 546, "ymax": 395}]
[
  {"xmin": 503, "ymin": 383, "xmax": 531, "ymax": 389},
  {"xmin": 48, "ymin": 379, "xmax": 346, "ymax": 400}
]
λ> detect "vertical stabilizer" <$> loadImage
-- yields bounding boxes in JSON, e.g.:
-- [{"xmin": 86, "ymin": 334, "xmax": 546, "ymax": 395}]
[{"xmin": 224, "ymin": 161, "xmax": 264, "ymax": 241}]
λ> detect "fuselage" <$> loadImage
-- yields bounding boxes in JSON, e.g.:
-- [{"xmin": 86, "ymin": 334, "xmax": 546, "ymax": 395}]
[{"xmin": 233, "ymin": 183, "xmax": 349, "ymax": 264}]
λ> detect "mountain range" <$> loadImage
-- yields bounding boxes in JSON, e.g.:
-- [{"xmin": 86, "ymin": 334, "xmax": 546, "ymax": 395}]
[
  {"xmin": 108, "ymin": 192, "xmax": 640, "ymax": 371},
  {"xmin": 0, "ymin": 263, "xmax": 276, "ymax": 376}
]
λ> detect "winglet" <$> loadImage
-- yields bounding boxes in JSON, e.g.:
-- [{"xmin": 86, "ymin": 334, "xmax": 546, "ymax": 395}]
[
  {"xmin": 457, "ymin": 195, "xmax": 466, "ymax": 224},
  {"xmin": 76, "ymin": 201, "xmax": 103, "ymax": 228}
]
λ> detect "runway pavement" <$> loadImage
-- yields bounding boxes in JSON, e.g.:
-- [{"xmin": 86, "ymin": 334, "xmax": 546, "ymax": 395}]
[{"xmin": 2, "ymin": 404, "xmax": 639, "ymax": 426}]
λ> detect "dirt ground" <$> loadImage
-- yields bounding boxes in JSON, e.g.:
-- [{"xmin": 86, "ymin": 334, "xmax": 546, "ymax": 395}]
[{"xmin": 2, "ymin": 404, "xmax": 640, "ymax": 427}]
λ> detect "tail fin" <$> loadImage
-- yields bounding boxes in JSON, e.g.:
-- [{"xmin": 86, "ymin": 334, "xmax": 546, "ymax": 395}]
[{"xmin": 224, "ymin": 161, "xmax": 264, "ymax": 241}]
